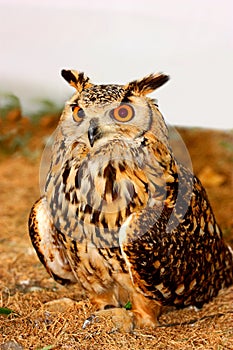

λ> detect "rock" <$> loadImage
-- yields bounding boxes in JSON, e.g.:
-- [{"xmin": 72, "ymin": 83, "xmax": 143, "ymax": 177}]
[{"xmin": 43, "ymin": 297, "xmax": 78, "ymax": 312}]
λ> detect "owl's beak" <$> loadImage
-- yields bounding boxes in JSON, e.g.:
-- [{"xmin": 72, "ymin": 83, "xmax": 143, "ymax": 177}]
[{"xmin": 88, "ymin": 119, "xmax": 100, "ymax": 147}]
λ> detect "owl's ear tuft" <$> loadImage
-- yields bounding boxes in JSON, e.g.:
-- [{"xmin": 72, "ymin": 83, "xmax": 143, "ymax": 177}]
[
  {"xmin": 61, "ymin": 69, "xmax": 93, "ymax": 92},
  {"xmin": 125, "ymin": 73, "xmax": 169, "ymax": 96}
]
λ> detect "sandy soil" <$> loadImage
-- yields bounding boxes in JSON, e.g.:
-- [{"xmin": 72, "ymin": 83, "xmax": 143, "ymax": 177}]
[{"xmin": 0, "ymin": 111, "xmax": 232, "ymax": 349}]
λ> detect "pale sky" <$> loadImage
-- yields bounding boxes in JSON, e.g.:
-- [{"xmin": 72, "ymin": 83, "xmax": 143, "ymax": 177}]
[{"xmin": 0, "ymin": 0, "xmax": 233, "ymax": 129}]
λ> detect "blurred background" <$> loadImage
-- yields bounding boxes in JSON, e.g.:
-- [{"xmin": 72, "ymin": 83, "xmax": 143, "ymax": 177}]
[{"xmin": 0, "ymin": 0, "xmax": 232, "ymax": 129}]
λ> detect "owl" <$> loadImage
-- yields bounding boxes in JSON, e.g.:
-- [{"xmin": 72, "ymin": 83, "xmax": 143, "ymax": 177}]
[{"xmin": 28, "ymin": 69, "xmax": 233, "ymax": 330}]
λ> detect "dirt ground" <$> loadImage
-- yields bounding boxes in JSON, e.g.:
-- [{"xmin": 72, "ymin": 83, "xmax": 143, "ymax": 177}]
[{"xmin": 0, "ymin": 110, "xmax": 232, "ymax": 349}]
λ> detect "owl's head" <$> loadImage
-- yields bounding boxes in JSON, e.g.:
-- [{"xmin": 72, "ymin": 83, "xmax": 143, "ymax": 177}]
[{"xmin": 60, "ymin": 69, "xmax": 169, "ymax": 149}]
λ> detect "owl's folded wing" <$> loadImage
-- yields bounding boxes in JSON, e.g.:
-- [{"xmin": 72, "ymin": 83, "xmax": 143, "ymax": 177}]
[
  {"xmin": 28, "ymin": 197, "xmax": 77, "ymax": 285},
  {"xmin": 119, "ymin": 175, "xmax": 233, "ymax": 308}
]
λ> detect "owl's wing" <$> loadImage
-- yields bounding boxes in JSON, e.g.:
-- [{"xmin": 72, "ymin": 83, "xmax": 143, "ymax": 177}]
[
  {"xmin": 28, "ymin": 197, "xmax": 77, "ymax": 285},
  {"xmin": 119, "ymin": 161, "xmax": 233, "ymax": 308}
]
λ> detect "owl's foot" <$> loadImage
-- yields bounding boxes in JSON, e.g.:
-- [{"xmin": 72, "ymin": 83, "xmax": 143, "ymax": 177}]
[
  {"xmin": 82, "ymin": 307, "xmax": 135, "ymax": 332},
  {"xmin": 88, "ymin": 287, "xmax": 162, "ymax": 331},
  {"xmin": 82, "ymin": 302, "xmax": 161, "ymax": 332}
]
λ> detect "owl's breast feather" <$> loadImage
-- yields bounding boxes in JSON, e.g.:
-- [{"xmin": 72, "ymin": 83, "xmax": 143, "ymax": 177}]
[{"xmin": 46, "ymin": 137, "xmax": 172, "ymax": 245}]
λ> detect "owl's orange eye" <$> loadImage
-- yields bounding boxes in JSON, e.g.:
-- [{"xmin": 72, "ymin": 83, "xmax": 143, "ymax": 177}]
[
  {"xmin": 72, "ymin": 105, "xmax": 85, "ymax": 123},
  {"xmin": 110, "ymin": 104, "xmax": 134, "ymax": 122}
]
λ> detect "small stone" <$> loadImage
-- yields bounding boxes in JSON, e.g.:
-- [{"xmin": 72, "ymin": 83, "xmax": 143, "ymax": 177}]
[
  {"xmin": 44, "ymin": 297, "xmax": 78, "ymax": 312},
  {"xmin": 0, "ymin": 341, "xmax": 24, "ymax": 350}
]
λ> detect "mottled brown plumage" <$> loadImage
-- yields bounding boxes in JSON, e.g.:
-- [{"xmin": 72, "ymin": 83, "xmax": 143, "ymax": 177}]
[{"xmin": 28, "ymin": 69, "xmax": 233, "ymax": 329}]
